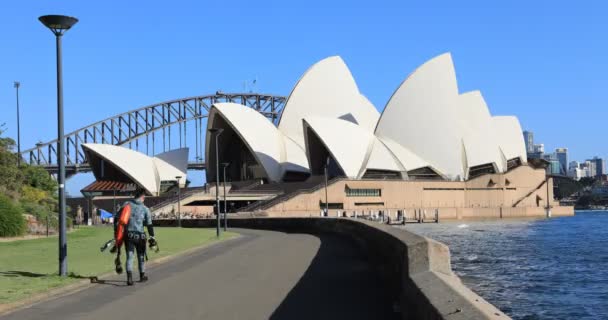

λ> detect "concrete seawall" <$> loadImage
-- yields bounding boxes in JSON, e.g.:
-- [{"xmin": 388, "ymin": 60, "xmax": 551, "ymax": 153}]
[{"xmin": 155, "ymin": 218, "xmax": 509, "ymax": 319}]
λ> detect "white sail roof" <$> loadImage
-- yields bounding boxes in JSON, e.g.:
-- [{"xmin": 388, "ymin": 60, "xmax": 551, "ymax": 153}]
[
  {"xmin": 154, "ymin": 148, "xmax": 189, "ymax": 187},
  {"xmin": 459, "ymin": 91, "xmax": 505, "ymax": 175},
  {"xmin": 376, "ymin": 136, "xmax": 429, "ymax": 173},
  {"xmin": 282, "ymin": 135, "xmax": 310, "ymax": 174},
  {"xmin": 364, "ymin": 138, "xmax": 405, "ymax": 173},
  {"xmin": 82, "ymin": 144, "xmax": 191, "ymax": 195},
  {"xmin": 303, "ymin": 117, "xmax": 375, "ymax": 178},
  {"xmin": 278, "ymin": 56, "xmax": 377, "ymax": 148},
  {"xmin": 356, "ymin": 94, "xmax": 380, "ymax": 131},
  {"xmin": 209, "ymin": 103, "xmax": 285, "ymax": 182},
  {"xmin": 492, "ymin": 116, "xmax": 528, "ymax": 164},
  {"xmin": 82, "ymin": 143, "xmax": 160, "ymax": 195},
  {"xmin": 375, "ymin": 53, "xmax": 464, "ymax": 180}
]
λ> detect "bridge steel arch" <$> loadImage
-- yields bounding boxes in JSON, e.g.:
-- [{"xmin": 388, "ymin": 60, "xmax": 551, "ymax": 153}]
[{"xmin": 21, "ymin": 92, "xmax": 286, "ymax": 175}]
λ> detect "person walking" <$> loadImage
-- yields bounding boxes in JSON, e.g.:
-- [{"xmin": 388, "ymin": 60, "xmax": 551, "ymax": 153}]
[{"xmin": 116, "ymin": 188, "xmax": 156, "ymax": 286}]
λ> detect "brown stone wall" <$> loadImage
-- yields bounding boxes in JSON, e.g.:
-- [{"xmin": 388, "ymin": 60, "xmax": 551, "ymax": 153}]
[{"xmin": 262, "ymin": 165, "xmax": 574, "ymax": 219}]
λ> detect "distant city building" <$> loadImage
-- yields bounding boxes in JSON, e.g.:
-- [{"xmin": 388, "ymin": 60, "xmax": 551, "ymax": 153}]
[
  {"xmin": 555, "ymin": 148, "xmax": 568, "ymax": 175},
  {"xmin": 582, "ymin": 160, "xmax": 596, "ymax": 177},
  {"xmin": 543, "ymin": 153, "xmax": 561, "ymax": 175},
  {"xmin": 568, "ymin": 161, "xmax": 587, "ymax": 181},
  {"xmin": 587, "ymin": 157, "xmax": 605, "ymax": 177},
  {"xmin": 528, "ymin": 143, "xmax": 544, "ymax": 159},
  {"xmin": 568, "ymin": 167, "xmax": 586, "ymax": 180},
  {"xmin": 523, "ymin": 131, "xmax": 534, "ymax": 153},
  {"xmin": 534, "ymin": 144, "xmax": 545, "ymax": 153}
]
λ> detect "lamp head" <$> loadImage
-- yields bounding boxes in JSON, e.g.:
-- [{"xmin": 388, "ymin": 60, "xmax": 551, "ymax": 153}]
[
  {"xmin": 14, "ymin": 81, "xmax": 20, "ymax": 89},
  {"xmin": 39, "ymin": 15, "xmax": 78, "ymax": 36},
  {"xmin": 208, "ymin": 128, "xmax": 224, "ymax": 135}
]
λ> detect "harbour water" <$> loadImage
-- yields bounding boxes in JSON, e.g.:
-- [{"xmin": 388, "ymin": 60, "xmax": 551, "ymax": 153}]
[{"xmin": 403, "ymin": 211, "xmax": 608, "ymax": 320}]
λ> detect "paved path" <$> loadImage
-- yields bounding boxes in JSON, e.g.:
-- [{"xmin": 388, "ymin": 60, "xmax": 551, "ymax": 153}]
[{"xmin": 1, "ymin": 229, "xmax": 398, "ymax": 320}]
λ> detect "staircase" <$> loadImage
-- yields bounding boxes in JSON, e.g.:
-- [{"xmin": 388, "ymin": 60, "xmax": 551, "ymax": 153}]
[
  {"xmin": 512, "ymin": 180, "xmax": 546, "ymax": 207},
  {"xmin": 237, "ymin": 175, "xmax": 343, "ymax": 213},
  {"xmin": 229, "ymin": 180, "xmax": 262, "ymax": 191},
  {"xmin": 150, "ymin": 186, "xmax": 207, "ymax": 213}
]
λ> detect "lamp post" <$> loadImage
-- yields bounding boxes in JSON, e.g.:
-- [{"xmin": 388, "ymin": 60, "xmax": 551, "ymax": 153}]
[
  {"xmin": 39, "ymin": 14, "xmax": 78, "ymax": 277},
  {"xmin": 324, "ymin": 156, "xmax": 329, "ymax": 217},
  {"xmin": 546, "ymin": 174, "xmax": 552, "ymax": 218},
  {"xmin": 208, "ymin": 128, "xmax": 223, "ymax": 238},
  {"xmin": 113, "ymin": 187, "xmax": 117, "ymax": 220},
  {"xmin": 175, "ymin": 175, "xmax": 182, "ymax": 227},
  {"xmin": 222, "ymin": 163, "xmax": 230, "ymax": 231},
  {"xmin": 13, "ymin": 82, "xmax": 21, "ymax": 166}
]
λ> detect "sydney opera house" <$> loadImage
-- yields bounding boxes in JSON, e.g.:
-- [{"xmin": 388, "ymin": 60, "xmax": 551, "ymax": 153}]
[{"xmin": 80, "ymin": 53, "xmax": 573, "ymax": 219}]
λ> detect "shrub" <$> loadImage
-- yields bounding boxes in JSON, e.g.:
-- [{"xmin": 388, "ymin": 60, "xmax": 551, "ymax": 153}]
[
  {"xmin": 0, "ymin": 195, "xmax": 27, "ymax": 237},
  {"xmin": 21, "ymin": 201, "xmax": 58, "ymax": 230}
]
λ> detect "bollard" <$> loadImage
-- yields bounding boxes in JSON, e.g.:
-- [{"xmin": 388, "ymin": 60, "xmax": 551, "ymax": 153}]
[{"xmin": 435, "ymin": 208, "xmax": 439, "ymax": 223}]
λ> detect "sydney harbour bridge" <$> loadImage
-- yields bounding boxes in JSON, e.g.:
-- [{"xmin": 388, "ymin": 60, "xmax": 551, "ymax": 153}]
[{"xmin": 20, "ymin": 92, "xmax": 286, "ymax": 176}]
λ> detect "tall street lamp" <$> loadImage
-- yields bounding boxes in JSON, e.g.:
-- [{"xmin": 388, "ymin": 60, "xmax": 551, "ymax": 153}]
[
  {"xmin": 113, "ymin": 187, "xmax": 117, "ymax": 220},
  {"xmin": 13, "ymin": 82, "xmax": 21, "ymax": 166},
  {"xmin": 39, "ymin": 14, "xmax": 78, "ymax": 277},
  {"xmin": 175, "ymin": 175, "xmax": 182, "ymax": 227},
  {"xmin": 208, "ymin": 128, "xmax": 223, "ymax": 238},
  {"xmin": 222, "ymin": 163, "xmax": 230, "ymax": 231},
  {"xmin": 324, "ymin": 156, "xmax": 329, "ymax": 216}
]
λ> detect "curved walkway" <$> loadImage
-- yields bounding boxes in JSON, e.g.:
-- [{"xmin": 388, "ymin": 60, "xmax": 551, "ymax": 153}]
[{"xmin": 1, "ymin": 229, "xmax": 398, "ymax": 320}]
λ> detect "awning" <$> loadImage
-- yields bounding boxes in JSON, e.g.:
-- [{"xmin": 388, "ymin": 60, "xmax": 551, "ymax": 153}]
[{"xmin": 81, "ymin": 180, "xmax": 137, "ymax": 198}]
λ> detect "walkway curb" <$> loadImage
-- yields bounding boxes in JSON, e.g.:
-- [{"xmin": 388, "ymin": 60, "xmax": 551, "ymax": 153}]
[{"xmin": 0, "ymin": 234, "xmax": 241, "ymax": 317}]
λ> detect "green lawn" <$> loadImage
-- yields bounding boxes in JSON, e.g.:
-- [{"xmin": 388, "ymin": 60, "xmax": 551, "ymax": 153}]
[{"xmin": 0, "ymin": 226, "xmax": 237, "ymax": 304}]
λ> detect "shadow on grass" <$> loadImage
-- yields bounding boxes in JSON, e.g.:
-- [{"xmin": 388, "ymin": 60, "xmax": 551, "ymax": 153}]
[
  {"xmin": 0, "ymin": 271, "xmax": 47, "ymax": 278},
  {"xmin": 1, "ymin": 270, "xmax": 93, "ymax": 280},
  {"xmin": 1, "ymin": 269, "xmax": 130, "ymax": 288}
]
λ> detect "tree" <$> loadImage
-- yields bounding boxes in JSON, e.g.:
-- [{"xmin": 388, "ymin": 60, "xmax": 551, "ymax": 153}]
[
  {"xmin": 0, "ymin": 128, "xmax": 23, "ymax": 198},
  {"xmin": 22, "ymin": 165, "xmax": 57, "ymax": 194},
  {"xmin": 579, "ymin": 177, "xmax": 597, "ymax": 187},
  {"xmin": 0, "ymin": 195, "xmax": 27, "ymax": 237}
]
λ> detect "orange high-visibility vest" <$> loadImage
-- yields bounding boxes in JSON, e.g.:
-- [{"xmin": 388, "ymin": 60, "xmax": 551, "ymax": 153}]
[{"xmin": 115, "ymin": 204, "xmax": 131, "ymax": 247}]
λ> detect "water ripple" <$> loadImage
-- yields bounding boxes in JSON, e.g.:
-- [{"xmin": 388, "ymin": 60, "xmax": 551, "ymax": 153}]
[{"xmin": 401, "ymin": 211, "xmax": 608, "ymax": 320}]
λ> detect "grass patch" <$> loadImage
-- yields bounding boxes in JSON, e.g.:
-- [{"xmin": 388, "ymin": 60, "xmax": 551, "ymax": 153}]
[{"xmin": 0, "ymin": 226, "xmax": 237, "ymax": 303}]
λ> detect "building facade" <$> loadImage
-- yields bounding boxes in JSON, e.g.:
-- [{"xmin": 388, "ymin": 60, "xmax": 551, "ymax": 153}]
[
  {"xmin": 81, "ymin": 53, "xmax": 574, "ymax": 219},
  {"xmin": 587, "ymin": 157, "xmax": 605, "ymax": 177},
  {"xmin": 523, "ymin": 131, "xmax": 534, "ymax": 153},
  {"xmin": 555, "ymin": 148, "xmax": 568, "ymax": 175}
]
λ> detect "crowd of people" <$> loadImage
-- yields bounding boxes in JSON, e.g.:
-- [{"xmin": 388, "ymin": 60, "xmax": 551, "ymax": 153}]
[{"xmin": 152, "ymin": 212, "xmax": 215, "ymax": 220}]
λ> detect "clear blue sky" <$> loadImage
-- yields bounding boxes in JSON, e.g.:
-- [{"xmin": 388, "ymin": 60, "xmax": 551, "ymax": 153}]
[{"xmin": 0, "ymin": 0, "xmax": 606, "ymax": 194}]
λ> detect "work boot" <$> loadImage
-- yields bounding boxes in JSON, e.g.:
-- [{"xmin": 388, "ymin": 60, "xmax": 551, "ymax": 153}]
[
  {"xmin": 114, "ymin": 257, "xmax": 123, "ymax": 274},
  {"xmin": 127, "ymin": 272, "xmax": 134, "ymax": 286},
  {"xmin": 139, "ymin": 272, "xmax": 148, "ymax": 282}
]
